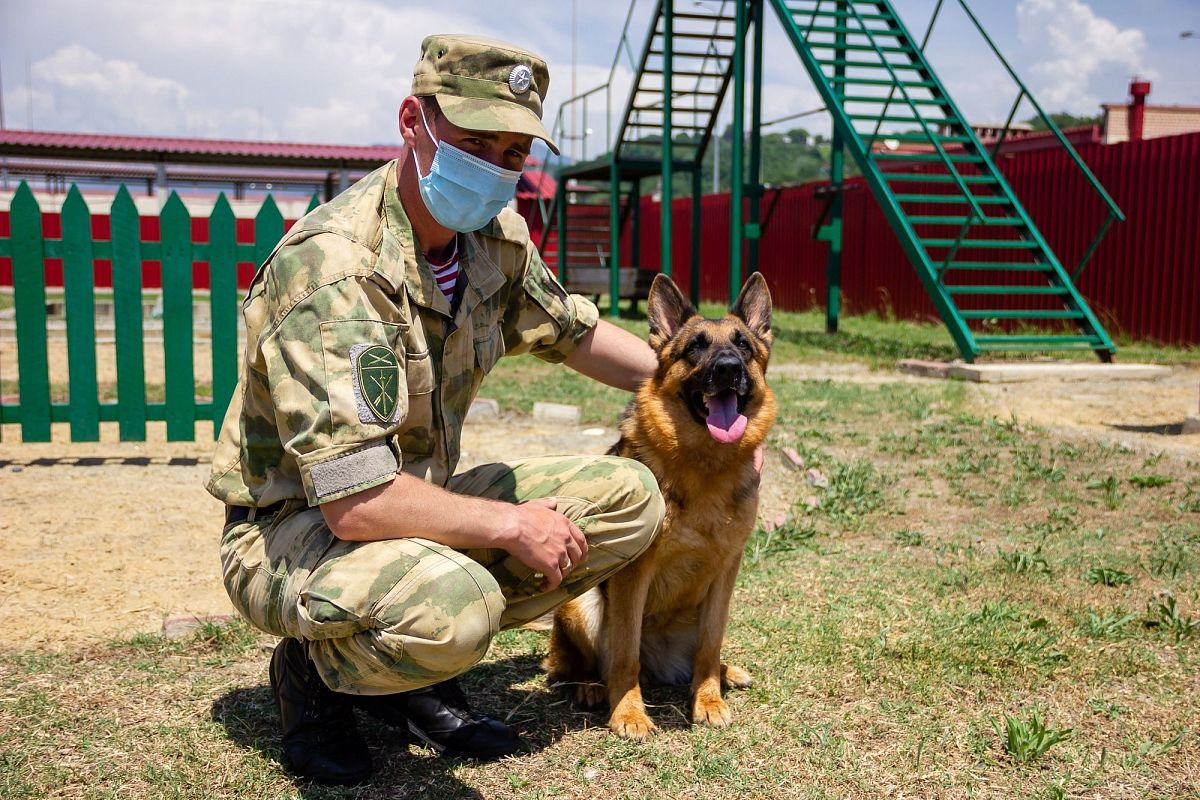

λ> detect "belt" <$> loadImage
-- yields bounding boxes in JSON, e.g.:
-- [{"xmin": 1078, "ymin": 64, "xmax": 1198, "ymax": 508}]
[{"xmin": 225, "ymin": 500, "xmax": 288, "ymax": 526}]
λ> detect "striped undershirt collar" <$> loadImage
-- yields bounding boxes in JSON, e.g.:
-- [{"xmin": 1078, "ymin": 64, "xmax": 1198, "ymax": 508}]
[{"xmin": 425, "ymin": 237, "xmax": 459, "ymax": 301}]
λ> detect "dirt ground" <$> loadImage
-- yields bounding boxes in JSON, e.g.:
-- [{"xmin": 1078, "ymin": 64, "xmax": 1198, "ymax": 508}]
[{"xmin": 1, "ymin": 362, "xmax": 1196, "ymax": 652}]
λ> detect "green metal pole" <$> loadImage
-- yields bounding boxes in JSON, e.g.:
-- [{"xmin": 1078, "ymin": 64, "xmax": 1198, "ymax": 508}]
[
  {"xmin": 609, "ymin": 162, "xmax": 621, "ymax": 317},
  {"xmin": 729, "ymin": 0, "xmax": 746, "ymax": 305},
  {"xmin": 631, "ymin": 178, "xmax": 642, "ymax": 270},
  {"xmin": 747, "ymin": 0, "xmax": 765, "ymax": 275},
  {"xmin": 826, "ymin": 136, "xmax": 844, "ymax": 334},
  {"xmin": 661, "ymin": 0, "xmax": 674, "ymax": 278},
  {"xmin": 690, "ymin": 166, "xmax": 702, "ymax": 306},
  {"xmin": 556, "ymin": 181, "xmax": 568, "ymax": 286},
  {"xmin": 825, "ymin": 0, "xmax": 847, "ymax": 334},
  {"xmin": 630, "ymin": 178, "xmax": 643, "ymax": 314}
]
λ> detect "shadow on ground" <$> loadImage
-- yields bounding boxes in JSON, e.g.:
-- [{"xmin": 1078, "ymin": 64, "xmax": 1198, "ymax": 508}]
[
  {"xmin": 1107, "ymin": 421, "xmax": 1189, "ymax": 436},
  {"xmin": 213, "ymin": 653, "xmax": 702, "ymax": 798}
]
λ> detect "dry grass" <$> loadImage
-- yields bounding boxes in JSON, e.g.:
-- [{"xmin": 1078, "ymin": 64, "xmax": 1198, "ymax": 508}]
[{"xmin": 2, "ymin": 372, "xmax": 1199, "ymax": 799}]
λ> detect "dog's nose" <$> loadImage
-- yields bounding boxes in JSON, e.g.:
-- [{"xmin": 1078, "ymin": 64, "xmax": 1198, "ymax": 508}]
[{"xmin": 708, "ymin": 354, "xmax": 745, "ymax": 390}]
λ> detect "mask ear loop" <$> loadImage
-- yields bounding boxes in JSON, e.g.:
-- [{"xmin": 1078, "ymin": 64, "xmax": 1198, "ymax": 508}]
[{"xmin": 414, "ymin": 101, "xmax": 440, "ymax": 177}]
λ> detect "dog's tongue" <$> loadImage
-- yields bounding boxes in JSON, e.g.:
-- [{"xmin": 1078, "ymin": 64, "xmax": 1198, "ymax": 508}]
[{"xmin": 705, "ymin": 390, "xmax": 748, "ymax": 444}]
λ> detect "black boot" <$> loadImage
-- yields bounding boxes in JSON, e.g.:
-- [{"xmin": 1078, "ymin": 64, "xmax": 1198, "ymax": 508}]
[
  {"xmin": 355, "ymin": 677, "xmax": 523, "ymax": 761},
  {"xmin": 269, "ymin": 638, "xmax": 372, "ymax": 785}
]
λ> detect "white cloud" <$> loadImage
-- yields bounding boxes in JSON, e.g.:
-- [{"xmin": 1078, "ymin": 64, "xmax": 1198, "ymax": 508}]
[
  {"xmin": 1017, "ymin": 0, "xmax": 1148, "ymax": 112},
  {"xmin": 0, "ymin": 0, "xmax": 547, "ymax": 144},
  {"xmin": 11, "ymin": 44, "xmax": 277, "ymax": 139}
]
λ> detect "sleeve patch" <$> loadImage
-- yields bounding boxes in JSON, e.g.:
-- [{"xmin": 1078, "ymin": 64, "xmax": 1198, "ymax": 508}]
[{"xmin": 350, "ymin": 343, "xmax": 403, "ymax": 424}]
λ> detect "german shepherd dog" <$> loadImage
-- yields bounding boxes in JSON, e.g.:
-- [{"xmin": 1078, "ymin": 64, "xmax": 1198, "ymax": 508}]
[{"xmin": 545, "ymin": 272, "xmax": 775, "ymax": 738}]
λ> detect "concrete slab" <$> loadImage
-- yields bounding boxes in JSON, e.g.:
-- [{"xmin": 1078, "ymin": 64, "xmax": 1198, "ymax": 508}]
[
  {"xmin": 532, "ymin": 401, "xmax": 581, "ymax": 424},
  {"xmin": 897, "ymin": 359, "xmax": 1171, "ymax": 383},
  {"xmin": 465, "ymin": 397, "xmax": 500, "ymax": 423}
]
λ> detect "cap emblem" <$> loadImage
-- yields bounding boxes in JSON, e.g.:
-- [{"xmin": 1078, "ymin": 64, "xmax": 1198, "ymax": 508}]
[{"xmin": 508, "ymin": 64, "xmax": 533, "ymax": 95}]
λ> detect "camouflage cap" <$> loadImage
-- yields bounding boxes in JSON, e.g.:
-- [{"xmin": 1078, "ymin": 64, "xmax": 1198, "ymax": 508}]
[{"xmin": 412, "ymin": 34, "xmax": 559, "ymax": 155}]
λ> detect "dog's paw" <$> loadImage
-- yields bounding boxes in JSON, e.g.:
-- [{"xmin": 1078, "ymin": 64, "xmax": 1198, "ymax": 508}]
[
  {"xmin": 572, "ymin": 682, "xmax": 606, "ymax": 709},
  {"xmin": 609, "ymin": 709, "xmax": 657, "ymax": 739},
  {"xmin": 721, "ymin": 663, "xmax": 753, "ymax": 690},
  {"xmin": 692, "ymin": 695, "xmax": 733, "ymax": 728}
]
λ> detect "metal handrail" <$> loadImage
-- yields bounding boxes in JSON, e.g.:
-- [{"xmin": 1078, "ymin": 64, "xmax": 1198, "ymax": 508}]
[
  {"xmin": 840, "ymin": 3, "xmax": 986, "ymax": 222},
  {"xmin": 918, "ymin": 0, "xmax": 1126, "ymax": 279},
  {"xmin": 952, "ymin": 0, "xmax": 1124, "ymax": 222},
  {"xmin": 533, "ymin": 0, "xmax": 647, "ymax": 235}
]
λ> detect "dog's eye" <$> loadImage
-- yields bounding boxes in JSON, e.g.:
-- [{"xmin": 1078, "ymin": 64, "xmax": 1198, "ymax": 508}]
[
  {"xmin": 685, "ymin": 333, "xmax": 709, "ymax": 356},
  {"xmin": 732, "ymin": 331, "xmax": 752, "ymax": 354}
]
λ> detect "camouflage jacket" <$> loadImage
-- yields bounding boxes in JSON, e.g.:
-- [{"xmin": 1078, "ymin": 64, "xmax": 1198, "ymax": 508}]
[{"xmin": 207, "ymin": 160, "xmax": 598, "ymax": 507}]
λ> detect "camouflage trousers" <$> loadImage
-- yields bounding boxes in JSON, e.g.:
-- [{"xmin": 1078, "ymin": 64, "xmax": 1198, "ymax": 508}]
[{"xmin": 220, "ymin": 455, "xmax": 663, "ymax": 695}]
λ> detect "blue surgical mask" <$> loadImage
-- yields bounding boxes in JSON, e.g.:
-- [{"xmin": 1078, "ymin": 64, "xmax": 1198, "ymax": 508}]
[{"xmin": 416, "ymin": 104, "xmax": 521, "ymax": 232}]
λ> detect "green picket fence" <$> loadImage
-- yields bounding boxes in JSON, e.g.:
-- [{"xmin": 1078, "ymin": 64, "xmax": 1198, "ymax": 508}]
[{"xmin": 0, "ymin": 181, "xmax": 318, "ymax": 442}]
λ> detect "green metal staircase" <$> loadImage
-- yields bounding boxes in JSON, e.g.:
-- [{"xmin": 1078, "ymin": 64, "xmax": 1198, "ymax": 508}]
[
  {"xmin": 770, "ymin": 0, "xmax": 1117, "ymax": 359},
  {"xmin": 539, "ymin": 0, "xmax": 1123, "ymax": 360},
  {"xmin": 540, "ymin": 0, "xmax": 743, "ymax": 303}
]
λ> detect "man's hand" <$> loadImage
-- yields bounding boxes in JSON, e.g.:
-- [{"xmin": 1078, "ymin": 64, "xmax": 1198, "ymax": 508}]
[
  {"xmin": 322, "ymin": 473, "xmax": 589, "ymax": 591},
  {"xmin": 497, "ymin": 498, "xmax": 588, "ymax": 591}
]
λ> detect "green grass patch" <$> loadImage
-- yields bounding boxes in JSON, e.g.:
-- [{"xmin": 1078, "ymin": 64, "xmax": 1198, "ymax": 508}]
[{"xmin": 2, "ymin": 330, "xmax": 1199, "ymax": 798}]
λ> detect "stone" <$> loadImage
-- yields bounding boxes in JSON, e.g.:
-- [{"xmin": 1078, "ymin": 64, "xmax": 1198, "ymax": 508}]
[
  {"xmin": 781, "ymin": 446, "xmax": 805, "ymax": 468},
  {"xmin": 897, "ymin": 359, "xmax": 1171, "ymax": 383},
  {"xmin": 466, "ymin": 397, "xmax": 500, "ymax": 422},
  {"xmin": 532, "ymin": 402, "xmax": 581, "ymax": 424}
]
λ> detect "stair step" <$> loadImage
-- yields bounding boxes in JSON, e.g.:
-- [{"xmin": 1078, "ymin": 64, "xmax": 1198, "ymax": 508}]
[
  {"xmin": 975, "ymin": 335, "xmax": 1103, "ymax": 346},
  {"xmin": 626, "ymin": 122, "xmax": 709, "ymax": 130},
  {"xmin": 894, "ymin": 194, "xmax": 1011, "ymax": 204},
  {"xmin": 959, "ymin": 309, "xmax": 1084, "ymax": 320},
  {"xmin": 641, "ymin": 69, "xmax": 727, "ymax": 78},
  {"xmin": 633, "ymin": 89, "xmax": 724, "ymax": 99},
  {"xmin": 803, "ymin": 25, "xmax": 905, "ymax": 38},
  {"xmin": 864, "ymin": 132, "xmax": 972, "ymax": 144},
  {"xmin": 630, "ymin": 103, "xmax": 719, "ymax": 114},
  {"xmin": 946, "ymin": 285, "xmax": 1068, "ymax": 295},
  {"xmin": 883, "ymin": 173, "xmax": 996, "ymax": 184},
  {"xmin": 818, "ymin": 58, "xmax": 923, "ymax": 71},
  {"xmin": 647, "ymin": 49, "xmax": 732, "ymax": 60},
  {"xmin": 799, "ymin": 10, "xmax": 894, "ymax": 23},
  {"xmin": 909, "ymin": 215, "xmax": 1024, "ymax": 225},
  {"xmin": 922, "ymin": 238, "xmax": 1040, "ymax": 249},
  {"xmin": 655, "ymin": 30, "xmax": 738, "ymax": 41},
  {"xmin": 877, "ymin": 152, "xmax": 985, "ymax": 163},
  {"xmin": 842, "ymin": 94, "xmax": 947, "ymax": 106},
  {"xmin": 807, "ymin": 41, "xmax": 914, "ymax": 54},
  {"xmin": 849, "ymin": 114, "xmax": 955, "ymax": 124},
  {"xmin": 669, "ymin": 12, "xmax": 737, "ymax": 23},
  {"xmin": 942, "ymin": 261, "xmax": 1049, "ymax": 271},
  {"xmin": 831, "ymin": 77, "xmax": 937, "ymax": 88}
]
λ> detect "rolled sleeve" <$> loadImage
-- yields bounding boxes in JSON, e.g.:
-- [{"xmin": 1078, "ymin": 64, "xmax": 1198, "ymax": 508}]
[
  {"xmin": 502, "ymin": 243, "xmax": 599, "ymax": 363},
  {"xmin": 263, "ymin": 271, "xmax": 409, "ymax": 506}
]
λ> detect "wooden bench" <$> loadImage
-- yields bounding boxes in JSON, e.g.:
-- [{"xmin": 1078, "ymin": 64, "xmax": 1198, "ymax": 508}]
[{"xmin": 563, "ymin": 267, "xmax": 654, "ymax": 301}]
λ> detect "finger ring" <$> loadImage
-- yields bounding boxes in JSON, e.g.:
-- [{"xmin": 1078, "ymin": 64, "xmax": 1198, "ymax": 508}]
[{"xmin": 560, "ymin": 555, "xmax": 572, "ymax": 570}]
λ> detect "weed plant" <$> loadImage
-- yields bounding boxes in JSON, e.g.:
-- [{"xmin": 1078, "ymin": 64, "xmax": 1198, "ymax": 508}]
[{"xmin": 994, "ymin": 711, "xmax": 1073, "ymax": 763}]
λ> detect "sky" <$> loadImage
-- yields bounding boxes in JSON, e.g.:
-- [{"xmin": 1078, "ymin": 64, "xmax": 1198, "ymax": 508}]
[{"xmin": 1, "ymin": 0, "xmax": 1197, "ymax": 160}]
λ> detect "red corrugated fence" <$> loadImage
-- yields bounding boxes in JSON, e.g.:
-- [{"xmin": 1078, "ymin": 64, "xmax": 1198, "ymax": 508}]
[{"xmin": 624, "ymin": 132, "xmax": 1199, "ymax": 346}]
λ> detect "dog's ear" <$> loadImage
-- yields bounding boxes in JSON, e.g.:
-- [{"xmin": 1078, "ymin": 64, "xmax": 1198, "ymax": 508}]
[
  {"xmin": 647, "ymin": 273, "xmax": 697, "ymax": 351},
  {"xmin": 732, "ymin": 272, "xmax": 773, "ymax": 345}
]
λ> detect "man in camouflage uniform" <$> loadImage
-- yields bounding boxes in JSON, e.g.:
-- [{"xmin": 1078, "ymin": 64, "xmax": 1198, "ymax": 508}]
[{"xmin": 207, "ymin": 35, "xmax": 663, "ymax": 785}]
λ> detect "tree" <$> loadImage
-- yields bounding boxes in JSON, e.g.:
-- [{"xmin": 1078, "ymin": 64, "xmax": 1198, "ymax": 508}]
[{"xmin": 1024, "ymin": 112, "xmax": 1102, "ymax": 132}]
